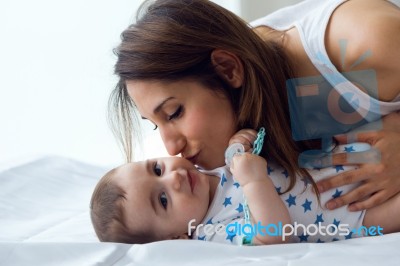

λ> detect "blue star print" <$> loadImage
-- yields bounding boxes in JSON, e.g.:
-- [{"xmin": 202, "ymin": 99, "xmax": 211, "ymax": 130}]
[
  {"xmin": 301, "ymin": 199, "xmax": 312, "ymax": 213},
  {"xmin": 332, "ymin": 218, "xmax": 341, "ymax": 232},
  {"xmin": 197, "ymin": 235, "xmax": 206, "ymax": 241},
  {"xmin": 267, "ymin": 166, "xmax": 274, "ymax": 175},
  {"xmin": 301, "ymin": 177, "xmax": 311, "ymax": 186},
  {"xmin": 334, "ymin": 165, "xmax": 344, "ymax": 172},
  {"xmin": 316, "ymin": 238, "xmax": 324, "ymax": 243},
  {"xmin": 220, "ymin": 173, "xmax": 227, "ymax": 187},
  {"xmin": 298, "ymin": 234, "xmax": 309, "ymax": 242},
  {"xmin": 226, "ymin": 231, "xmax": 236, "ymax": 242},
  {"xmin": 275, "ymin": 186, "xmax": 282, "ymax": 194},
  {"xmin": 223, "ymin": 197, "xmax": 232, "ymax": 207},
  {"xmin": 315, "ymin": 214, "xmax": 324, "ymax": 224},
  {"xmin": 344, "ymin": 146, "xmax": 355, "ymax": 152},
  {"xmin": 236, "ymin": 203, "xmax": 243, "ymax": 213},
  {"xmin": 281, "ymin": 169, "xmax": 289, "ymax": 178},
  {"xmin": 333, "ymin": 218, "xmax": 340, "ymax": 227},
  {"xmin": 332, "ymin": 189, "xmax": 343, "ymax": 199},
  {"xmin": 206, "ymin": 218, "xmax": 213, "ymax": 225},
  {"xmin": 345, "ymin": 232, "xmax": 353, "ymax": 239},
  {"xmin": 233, "ymin": 182, "xmax": 240, "ymax": 188},
  {"xmin": 285, "ymin": 194, "xmax": 297, "ymax": 207}
]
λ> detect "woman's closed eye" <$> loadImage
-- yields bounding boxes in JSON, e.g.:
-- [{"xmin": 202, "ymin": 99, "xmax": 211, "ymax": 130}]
[
  {"xmin": 168, "ymin": 105, "xmax": 183, "ymax": 121},
  {"xmin": 149, "ymin": 106, "xmax": 183, "ymax": 130},
  {"xmin": 160, "ymin": 192, "xmax": 168, "ymax": 209}
]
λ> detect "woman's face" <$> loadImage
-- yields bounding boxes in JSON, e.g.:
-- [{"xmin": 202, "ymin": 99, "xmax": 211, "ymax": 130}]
[{"xmin": 126, "ymin": 79, "xmax": 237, "ymax": 169}]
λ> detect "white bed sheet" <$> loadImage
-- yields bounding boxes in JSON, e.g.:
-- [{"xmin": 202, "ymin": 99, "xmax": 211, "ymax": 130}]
[{"xmin": 1, "ymin": 156, "xmax": 399, "ymax": 266}]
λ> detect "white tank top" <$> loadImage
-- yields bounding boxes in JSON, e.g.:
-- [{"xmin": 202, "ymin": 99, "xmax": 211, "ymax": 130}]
[{"xmin": 250, "ymin": 0, "xmax": 400, "ymax": 119}]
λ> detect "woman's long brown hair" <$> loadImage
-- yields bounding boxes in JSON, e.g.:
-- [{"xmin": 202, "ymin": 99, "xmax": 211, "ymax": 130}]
[{"xmin": 110, "ymin": 0, "xmax": 318, "ymax": 194}]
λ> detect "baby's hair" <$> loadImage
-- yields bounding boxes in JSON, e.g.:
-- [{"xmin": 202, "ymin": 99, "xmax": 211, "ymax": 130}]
[{"xmin": 90, "ymin": 168, "xmax": 157, "ymax": 244}]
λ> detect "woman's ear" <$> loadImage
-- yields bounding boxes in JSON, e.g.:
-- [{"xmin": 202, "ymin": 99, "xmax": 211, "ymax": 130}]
[{"xmin": 211, "ymin": 49, "xmax": 244, "ymax": 89}]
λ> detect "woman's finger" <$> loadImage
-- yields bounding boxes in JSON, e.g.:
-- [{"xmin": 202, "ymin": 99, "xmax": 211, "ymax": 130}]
[
  {"xmin": 348, "ymin": 190, "xmax": 389, "ymax": 211},
  {"xmin": 329, "ymin": 149, "xmax": 381, "ymax": 166},
  {"xmin": 324, "ymin": 182, "xmax": 378, "ymax": 210},
  {"xmin": 317, "ymin": 167, "xmax": 370, "ymax": 193},
  {"xmin": 334, "ymin": 130, "xmax": 380, "ymax": 145}
]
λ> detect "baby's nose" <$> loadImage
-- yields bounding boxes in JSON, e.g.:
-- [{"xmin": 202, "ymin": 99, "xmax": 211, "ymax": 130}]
[{"xmin": 171, "ymin": 170, "xmax": 186, "ymax": 191}]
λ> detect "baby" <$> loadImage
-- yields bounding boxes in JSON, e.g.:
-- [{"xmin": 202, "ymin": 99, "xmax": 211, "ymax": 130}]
[{"xmin": 90, "ymin": 130, "xmax": 400, "ymax": 245}]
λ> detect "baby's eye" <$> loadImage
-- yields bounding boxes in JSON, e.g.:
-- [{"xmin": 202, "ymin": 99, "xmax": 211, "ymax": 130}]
[
  {"xmin": 160, "ymin": 192, "xmax": 168, "ymax": 209},
  {"xmin": 153, "ymin": 162, "xmax": 162, "ymax": 176}
]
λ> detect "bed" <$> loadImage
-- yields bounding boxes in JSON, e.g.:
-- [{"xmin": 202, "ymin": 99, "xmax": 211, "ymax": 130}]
[{"xmin": 1, "ymin": 156, "xmax": 399, "ymax": 266}]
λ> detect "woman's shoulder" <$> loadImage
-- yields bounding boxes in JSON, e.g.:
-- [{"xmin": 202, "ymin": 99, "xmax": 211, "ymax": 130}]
[{"xmin": 326, "ymin": 0, "xmax": 400, "ymax": 101}]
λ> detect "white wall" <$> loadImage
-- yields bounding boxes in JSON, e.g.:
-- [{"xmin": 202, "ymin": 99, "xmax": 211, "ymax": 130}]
[
  {"xmin": 0, "ymin": 0, "xmax": 303, "ymax": 167},
  {"xmin": 0, "ymin": 0, "xmax": 142, "ymax": 167},
  {"xmin": 240, "ymin": 0, "xmax": 303, "ymax": 22}
]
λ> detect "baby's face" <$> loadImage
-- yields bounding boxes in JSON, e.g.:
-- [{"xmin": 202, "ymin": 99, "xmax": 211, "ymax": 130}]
[{"xmin": 114, "ymin": 157, "xmax": 215, "ymax": 240}]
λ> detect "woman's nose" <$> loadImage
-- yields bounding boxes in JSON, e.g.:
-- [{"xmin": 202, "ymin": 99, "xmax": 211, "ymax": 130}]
[{"xmin": 159, "ymin": 127, "xmax": 186, "ymax": 156}]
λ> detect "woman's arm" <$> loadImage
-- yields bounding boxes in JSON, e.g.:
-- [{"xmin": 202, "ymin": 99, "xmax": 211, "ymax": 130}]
[
  {"xmin": 326, "ymin": 0, "xmax": 400, "ymax": 102},
  {"xmin": 318, "ymin": 0, "xmax": 400, "ymax": 211},
  {"xmin": 230, "ymin": 153, "xmax": 292, "ymax": 245}
]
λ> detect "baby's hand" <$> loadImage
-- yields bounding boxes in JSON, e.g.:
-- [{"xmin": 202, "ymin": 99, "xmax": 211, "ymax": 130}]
[
  {"xmin": 229, "ymin": 129, "xmax": 258, "ymax": 153},
  {"xmin": 230, "ymin": 153, "xmax": 268, "ymax": 187}
]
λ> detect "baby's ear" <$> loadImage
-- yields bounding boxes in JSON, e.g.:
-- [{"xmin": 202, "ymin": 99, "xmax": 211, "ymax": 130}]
[{"xmin": 171, "ymin": 233, "xmax": 190, "ymax": 240}]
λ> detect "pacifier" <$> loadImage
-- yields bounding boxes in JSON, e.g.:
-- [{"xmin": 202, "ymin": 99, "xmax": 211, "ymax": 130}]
[{"xmin": 224, "ymin": 143, "xmax": 245, "ymax": 166}]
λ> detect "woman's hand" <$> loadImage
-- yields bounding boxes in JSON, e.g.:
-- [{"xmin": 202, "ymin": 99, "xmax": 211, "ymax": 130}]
[{"xmin": 317, "ymin": 128, "xmax": 400, "ymax": 211}]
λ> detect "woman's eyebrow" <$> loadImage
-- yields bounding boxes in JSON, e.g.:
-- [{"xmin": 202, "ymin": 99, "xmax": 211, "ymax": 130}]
[
  {"xmin": 153, "ymin": 97, "xmax": 175, "ymax": 114},
  {"xmin": 140, "ymin": 97, "xmax": 176, "ymax": 120}
]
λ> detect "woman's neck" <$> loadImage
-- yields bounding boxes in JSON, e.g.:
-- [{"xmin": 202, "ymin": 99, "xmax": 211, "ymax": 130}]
[
  {"xmin": 282, "ymin": 27, "xmax": 322, "ymax": 78},
  {"xmin": 254, "ymin": 25, "xmax": 321, "ymax": 78}
]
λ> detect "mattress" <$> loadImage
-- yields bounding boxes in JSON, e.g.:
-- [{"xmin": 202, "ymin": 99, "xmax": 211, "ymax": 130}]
[{"xmin": 1, "ymin": 156, "xmax": 399, "ymax": 266}]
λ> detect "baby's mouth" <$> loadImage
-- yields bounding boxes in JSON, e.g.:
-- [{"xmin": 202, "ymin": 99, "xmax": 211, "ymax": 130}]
[{"xmin": 188, "ymin": 171, "xmax": 196, "ymax": 193}]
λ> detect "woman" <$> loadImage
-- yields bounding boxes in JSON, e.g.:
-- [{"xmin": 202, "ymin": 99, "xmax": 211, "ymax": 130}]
[{"xmin": 109, "ymin": 0, "xmax": 400, "ymax": 212}]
